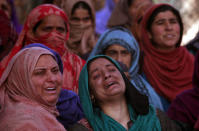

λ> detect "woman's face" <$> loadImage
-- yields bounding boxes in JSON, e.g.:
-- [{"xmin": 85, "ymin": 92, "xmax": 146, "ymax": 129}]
[
  {"xmin": 105, "ymin": 44, "xmax": 132, "ymax": 69},
  {"xmin": 70, "ymin": 7, "xmax": 92, "ymax": 25},
  {"xmin": 31, "ymin": 55, "xmax": 62, "ymax": 105},
  {"xmin": 34, "ymin": 15, "xmax": 67, "ymax": 37},
  {"xmin": 88, "ymin": 58, "xmax": 126, "ymax": 103},
  {"xmin": 148, "ymin": 10, "xmax": 180, "ymax": 51}
]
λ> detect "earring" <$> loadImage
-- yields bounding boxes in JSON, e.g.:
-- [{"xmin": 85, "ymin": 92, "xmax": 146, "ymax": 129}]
[
  {"xmin": 90, "ymin": 94, "xmax": 95, "ymax": 103},
  {"xmin": 90, "ymin": 94, "xmax": 98, "ymax": 107}
]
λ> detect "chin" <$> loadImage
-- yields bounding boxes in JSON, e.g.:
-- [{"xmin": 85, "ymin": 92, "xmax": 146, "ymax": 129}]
[{"xmin": 45, "ymin": 97, "xmax": 59, "ymax": 105}]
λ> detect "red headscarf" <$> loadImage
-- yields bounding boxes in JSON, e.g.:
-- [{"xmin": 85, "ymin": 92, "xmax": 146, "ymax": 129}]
[
  {"xmin": 167, "ymin": 50, "xmax": 199, "ymax": 126},
  {"xmin": 140, "ymin": 3, "xmax": 194, "ymax": 102},
  {"xmin": 0, "ymin": 4, "xmax": 85, "ymax": 93}
]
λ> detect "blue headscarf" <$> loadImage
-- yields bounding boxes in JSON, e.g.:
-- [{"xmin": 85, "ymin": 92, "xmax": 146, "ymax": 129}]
[
  {"xmin": 79, "ymin": 55, "xmax": 161, "ymax": 131},
  {"xmin": 89, "ymin": 27, "xmax": 164, "ymax": 110},
  {"xmin": 23, "ymin": 43, "xmax": 84, "ymax": 129}
]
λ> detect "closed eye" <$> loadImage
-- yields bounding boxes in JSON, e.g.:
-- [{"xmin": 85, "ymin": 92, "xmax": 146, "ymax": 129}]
[{"xmin": 33, "ymin": 69, "xmax": 46, "ymax": 76}]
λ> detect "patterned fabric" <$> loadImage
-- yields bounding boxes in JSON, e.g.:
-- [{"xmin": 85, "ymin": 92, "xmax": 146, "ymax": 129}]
[
  {"xmin": 78, "ymin": 55, "xmax": 161, "ymax": 131},
  {"xmin": 0, "ymin": 46, "xmax": 66, "ymax": 130},
  {"xmin": 140, "ymin": 3, "xmax": 194, "ymax": 102},
  {"xmin": 89, "ymin": 27, "xmax": 164, "ymax": 110},
  {"xmin": 0, "ymin": 4, "xmax": 85, "ymax": 93},
  {"xmin": 167, "ymin": 51, "xmax": 199, "ymax": 127}
]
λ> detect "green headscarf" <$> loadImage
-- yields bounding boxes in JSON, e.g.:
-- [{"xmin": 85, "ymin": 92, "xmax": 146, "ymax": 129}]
[{"xmin": 78, "ymin": 55, "xmax": 161, "ymax": 131}]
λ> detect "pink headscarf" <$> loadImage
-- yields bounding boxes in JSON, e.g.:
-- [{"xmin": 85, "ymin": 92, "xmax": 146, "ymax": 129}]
[
  {"xmin": 0, "ymin": 47, "xmax": 65, "ymax": 130},
  {"xmin": 0, "ymin": 4, "xmax": 85, "ymax": 93}
]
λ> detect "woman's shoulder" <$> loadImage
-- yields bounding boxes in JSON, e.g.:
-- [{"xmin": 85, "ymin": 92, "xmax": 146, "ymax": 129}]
[{"xmin": 1, "ymin": 105, "xmax": 64, "ymax": 130}]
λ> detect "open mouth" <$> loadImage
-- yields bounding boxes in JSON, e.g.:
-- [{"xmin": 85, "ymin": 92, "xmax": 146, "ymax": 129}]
[
  {"xmin": 45, "ymin": 87, "xmax": 57, "ymax": 93},
  {"xmin": 165, "ymin": 34, "xmax": 175, "ymax": 39},
  {"xmin": 105, "ymin": 82, "xmax": 117, "ymax": 89}
]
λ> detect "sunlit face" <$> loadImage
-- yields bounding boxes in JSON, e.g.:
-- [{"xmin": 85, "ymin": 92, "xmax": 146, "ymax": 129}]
[
  {"xmin": 70, "ymin": 7, "xmax": 92, "ymax": 25},
  {"xmin": 88, "ymin": 58, "xmax": 126, "ymax": 104},
  {"xmin": 0, "ymin": 0, "xmax": 11, "ymax": 19},
  {"xmin": 34, "ymin": 15, "xmax": 67, "ymax": 37},
  {"xmin": 148, "ymin": 11, "xmax": 180, "ymax": 51},
  {"xmin": 31, "ymin": 55, "xmax": 62, "ymax": 105},
  {"xmin": 105, "ymin": 44, "xmax": 132, "ymax": 69}
]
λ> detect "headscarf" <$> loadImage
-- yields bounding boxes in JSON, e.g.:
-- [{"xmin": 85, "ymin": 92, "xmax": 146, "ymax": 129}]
[
  {"xmin": 167, "ymin": 50, "xmax": 199, "ymax": 126},
  {"xmin": 107, "ymin": 0, "xmax": 153, "ymax": 39},
  {"xmin": 107, "ymin": 0, "xmax": 131, "ymax": 29},
  {"xmin": 0, "ymin": 4, "xmax": 85, "ymax": 93},
  {"xmin": 64, "ymin": 0, "xmax": 96, "ymax": 59},
  {"xmin": 89, "ymin": 27, "xmax": 164, "ymax": 110},
  {"xmin": 0, "ymin": 46, "xmax": 65, "ymax": 130},
  {"xmin": 24, "ymin": 43, "xmax": 84, "ymax": 129},
  {"xmin": 0, "ymin": 9, "xmax": 18, "ymax": 61},
  {"xmin": 140, "ymin": 3, "xmax": 194, "ymax": 102},
  {"xmin": 130, "ymin": 1, "xmax": 153, "ymax": 42},
  {"xmin": 78, "ymin": 55, "xmax": 161, "ymax": 131}
]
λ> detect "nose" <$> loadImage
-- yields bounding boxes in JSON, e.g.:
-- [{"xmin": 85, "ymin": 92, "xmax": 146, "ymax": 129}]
[
  {"xmin": 47, "ymin": 71, "xmax": 56, "ymax": 82},
  {"xmin": 116, "ymin": 54, "xmax": 123, "ymax": 64},
  {"xmin": 165, "ymin": 21, "xmax": 172, "ymax": 30},
  {"xmin": 104, "ymin": 72, "xmax": 111, "ymax": 80}
]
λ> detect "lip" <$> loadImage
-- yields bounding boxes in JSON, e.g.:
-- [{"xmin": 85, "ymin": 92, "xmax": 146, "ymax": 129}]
[{"xmin": 104, "ymin": 81, "xmax": 118, "ymax": 89}]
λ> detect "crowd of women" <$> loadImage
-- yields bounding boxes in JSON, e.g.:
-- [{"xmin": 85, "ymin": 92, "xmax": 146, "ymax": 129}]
[{"xmin": 0, "ymin": 0, "xmax": 199, "ymax": 130}]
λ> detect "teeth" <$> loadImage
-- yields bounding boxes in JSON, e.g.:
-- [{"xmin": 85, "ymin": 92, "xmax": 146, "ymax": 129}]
[
  {"xmin": 109, "ymin": 82, "xmax": 114, "ymax": 86},
  {"xmin": 46, "ymin": 87, "xmax": 55, "ymax": 90},
  {"xmin": 105, "ymin": 82, "xmax": 115, "ymax": 89},
  {"xmin": 165, "ymin": 35, "xmax": 174, "ymax": 38}
]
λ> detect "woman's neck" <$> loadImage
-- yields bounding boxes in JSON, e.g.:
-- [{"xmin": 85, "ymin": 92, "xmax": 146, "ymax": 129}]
[{"xmin": 100, "ymin": 98, "xmax": 130, "ymax": 129}]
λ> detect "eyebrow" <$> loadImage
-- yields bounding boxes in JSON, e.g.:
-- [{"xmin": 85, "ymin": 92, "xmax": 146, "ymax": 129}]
[
  {"xmin": 34, "ymin": 65, "xmax": 58, "ymax": 70},
  {"xmin": 89, "ymin": 63, "xmax": 115, "ymax": 75}
]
